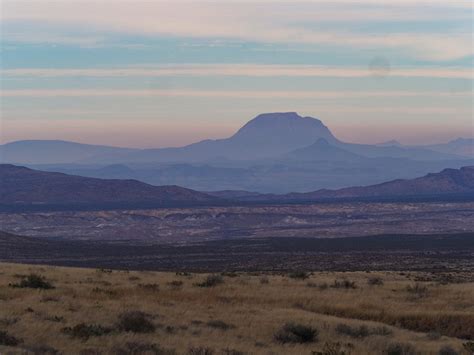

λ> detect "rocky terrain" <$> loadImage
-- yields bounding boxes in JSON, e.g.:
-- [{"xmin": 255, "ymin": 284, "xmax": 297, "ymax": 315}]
[{"xmin": 1, "ymin": 202, "xmax": 472, "ymax": 244}]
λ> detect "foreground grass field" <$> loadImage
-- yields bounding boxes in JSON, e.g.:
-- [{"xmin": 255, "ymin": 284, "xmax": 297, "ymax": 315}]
[{"xmin": 0, "ymin": 263, "xmax": 473, "ymax": 354}]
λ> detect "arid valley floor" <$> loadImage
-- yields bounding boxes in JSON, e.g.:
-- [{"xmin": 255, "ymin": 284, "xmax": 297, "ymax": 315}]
[
  {"xmin": 0, "ymin": 263, "xmax": 473, "ymax": 354},
  {"xmin": 1, "ymin": 201, "xmax": 473, "ymax": 354}
]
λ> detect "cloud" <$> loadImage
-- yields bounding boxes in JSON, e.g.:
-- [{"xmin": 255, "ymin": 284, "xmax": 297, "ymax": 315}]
[
  {"xmin": 2, "ymin": 64, "xmax": 472, "ymax": 79},
  {"xmin": 2, "ymin": 1, "xmax": 472, "ymax": 61},
  {"xmin": 2, "ymin": 88, "xmax": 470, "ymax": 99}
]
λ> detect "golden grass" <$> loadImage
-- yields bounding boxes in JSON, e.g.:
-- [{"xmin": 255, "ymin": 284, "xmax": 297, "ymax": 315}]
[{"xmin": 0, "ymin": 263, "xmax": 473, "ymax": 354}]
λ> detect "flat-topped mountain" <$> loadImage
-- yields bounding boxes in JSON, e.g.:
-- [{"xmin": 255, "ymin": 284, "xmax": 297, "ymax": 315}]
[
  {"xmin": 97, "ymin": 112, "xmax": 340, "ymax": 163},
  {"xmin": 0, "ymin": 164, "xmax": 219, "ymax": 208},
  {"xmin": 2, "ymin": 112, "xmax": 467, "ymax": 165},
  {"xmin": 231, "ymin": 112, "xmax": 338, "ymax": 147}
]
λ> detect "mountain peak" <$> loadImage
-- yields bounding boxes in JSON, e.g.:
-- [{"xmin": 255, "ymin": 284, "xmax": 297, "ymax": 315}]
[
  {"xmin": 449, "ymin": 137, "xmax": 474, "ymax": 144},
  {"xmin": 240, "ymin": 112, "xmax": 324, "ymax": 128},
  {"xmin": 377, "ymin": 140, "xmax": 402, "ymax": 147},
  {"xmin": 225, "ymin": 112, "xmax": 338, "ymax": 157}
]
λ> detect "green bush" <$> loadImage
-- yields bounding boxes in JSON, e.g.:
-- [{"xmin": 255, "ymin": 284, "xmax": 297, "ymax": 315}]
[
  {"xmin": 274, "ymin": 322, "xmax": 318, "ymax": 343},
  {"xmin": 206, "ymin": 320, "xmax": 235, "ymax": 330},
  {"xmin": 195, "ymin": 274, "xmax": 224, "ymax": 288},
  {"xmin": 335, "ymin": 324, "xmax": 369, "ymax": 338},
  {"xmin": 113, "ymin": 342, "xmax": 176, "ymax": 355},
  {"xmin": 62, "ymin": 323, "xmax": 113, "ymax": 340},
  {"xmin": 117, "ymin": 311, "xmax": 155, "ymax": 333},
  {"xmin": 384, "ymin": 342, "xmax": 417, "ymax": 355},
  {"xmin": 288, "ymin": 271, "xmax": 310, "ymax": 280},
  {"xmin": 438, "ymin": 346, "xmax": 459, "ymax": 355},
  {"xmin": 367, "ymin": 277, "xmax": 384, "ymax": 286},
  {"xmin": 9, "ymin": 274, "xmax": 54, "ymax": 290},
  {"xmin": 0, "ymin": 330, "xmax": 21, "ymax": 346},
  {"xmin": 187, "ymin": 347, "xmax": 214, "ymax": 355},
  {"xmin": 331, "ymin": 279, "xmax": 356, "ymax": 289}
]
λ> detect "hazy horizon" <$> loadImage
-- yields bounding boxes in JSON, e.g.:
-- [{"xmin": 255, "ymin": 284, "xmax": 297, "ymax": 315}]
[
  {"xmin": 1, "ymin": 111, "xmax": 473, "ymax": 149},
  {"xmin": 1, "ymin": 0, "xmax": 473, "ymax": 147}
]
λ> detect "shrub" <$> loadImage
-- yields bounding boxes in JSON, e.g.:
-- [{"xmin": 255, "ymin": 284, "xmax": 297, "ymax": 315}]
[
  {"xmin": 195, "ymin": 275, "xmax": 224, "ymax": 288},
  {"xmin": 97, "ymin": 268, "xmax": 113, "ymax": 274},
  {"xmin": 188, "ymin": 347, "xmax": 214, "ymax": 355},
  {"xmin": 44, "ymin": 315, "xmax": 64, "ymax": 323},
  {"xmin": 260, "ymin": 276, "xmax": 269, "ymax": 284},
  {"xmin": 307, "ymin": 282, "xmax": 333, "ymax": 290},
  {"xmin": 335, "ymin": 323, "xmax": 392, "ymax": 338},
  {"xmin": 312, "ymin": 342, "xmax": 353, "ymax": 355},
  {"xmin": 9, "ymin": 274, "xmax": 54, "ymax": 290},
  {"xmin": 221, "ymin": 349, "xmax": 244, "ymax": 355},
  {"xmin": 438, "ymin": 346, "xmax": 459, "ymax": 355},
  {"xmin": 372, "ymin": 326, "xmax": 393, "ymax": 336},
  {"xmin": 26, "ymin": 345, "xmax": 59, "ymax": 355},
  {"xmin": 91, "ymin": 287, "xmax": 117, "ymax": 297},
  {"xmin": 319, "ymin": 282, "xmax": 329, "ymax": 290},
  {"xmin": 463, "ymin": 342, "xmax": 474, "ymax": 353},
  {"xmin": 206, "ymin": 320, "xmax": 235, "ymax": 330},
  {"xmin": 0, "ymin": 330, "xmax": 21, "ymax": 346},
  {"xmin": 335, "ymin": 324, "xmax": 369, "ymax": 338},
  {"xmin": 331, "ymin": 279, "xmax": 356, "ymax": 289},
  {"xmin": 274, "ymin": 322, "xmax": 318, "ymax": 344},
  {"xmin": 117, "ymin": 311, "xmax": 155, "ymax": 333},
  {"xmin": 138, "ymin": 283, "xmax": 160, "ymax": 291},
  {"xmin": 113, "ymin": 342, "xmax": 176, "ymax": 355},
  {"xmin": 221, "ymin": 272, "xmax": 239, "ymax": 278},
  {"xmin": 167, "ymin": 280, "xmax": 183, "ymax": 288},
  {"xmin": 384, "ymin": 342, "xmax": 416, "ymax": 355},
  {"xmin": 368, "ymin": 277, "xmax": 384, "ymax": 286},
  {"xmin": 176, "ymin": 271, "xmax": 192, "ymax": 277},
  {"xmin": 427, "ymin": 331, "xmax": 441, "ymax": 340},
  {"xmin": 288, "ymin": 271, "xmax": 310, "ymax": 280},
  {"xmin": 61, "ymin": 323, "xmax": 113, "ymax": 340},
  {"xmin": 406, "ymin": 283, "xmax": 428, "ymax": 298}
]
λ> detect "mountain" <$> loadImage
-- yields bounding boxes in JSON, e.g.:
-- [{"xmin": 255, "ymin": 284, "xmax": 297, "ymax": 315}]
[
  {"xmin": 1, "ymin": 164, "xmax": 473, "ymax": 212},
  {"xmin": 0, "ymin": 164, "xmax": 219, "ymax": 209},
  {"xmin": 334, "ymin": 141, "xmax": 460, "ymax": 161},
  {"xmin": 1, "ymin": 112, "xmax": 470, "ymax": 194},
  {"xmin": 0, "ymin": 140, "xmax": 137, "ymax": 164},
  {"xmin": 87, "ymin": 112, "xmax": 339, "ymax": 163},
  {"xmin": 285, "ymin": 138, "xmax": 362, "ymax": 161},
  {"xmin": 422, "ymin": 138, "xmax": 474, "ymax": 158},
  {"xmin": 1, "ymin": 113, "xmax": 466, "ymax": 165},
  {"xmin": 211, "ymin": 166, "xmax": 474, "ymax": 201},
  {"xmin": 290, "ymin": 166, "xmax": 474, "ymax": 200},
  {"xmin": 376, "ymin": 140, "xmax": 402, "ymax": 147}
]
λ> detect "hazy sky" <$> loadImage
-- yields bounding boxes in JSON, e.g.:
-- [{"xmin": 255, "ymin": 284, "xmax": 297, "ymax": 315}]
[{"xmin": 1, "ymin": 0, "xmax": 473, "ymax": 147}]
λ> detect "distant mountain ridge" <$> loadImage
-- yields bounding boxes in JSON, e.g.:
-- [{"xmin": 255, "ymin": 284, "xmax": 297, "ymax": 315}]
[
  {"xmin": 1, "ymin": 112, "xmax": 468, "ymax": 165},
  {"xmin": 0, "ymin": 164, "xmax": 219, "ymax": 209},
  {"xmin": 210, "ymin": 166, "xmax": 474, "ymax": 202},
  {"xmin": 286, "ymin": 138, "xmax": 362, "ymax": 161},
  {"xmin": 291, "ymin": 166, "xmax": 474, "ymax": 200},
  {"xmin": 1, "ymin": 112, "xmax": 471, "ymax": 193},
  {"xmin": 421, "ymin": 138, "xmax": 474, "ymax": 158},
  {"xmin": 0, "ymin": 140, "xmax": 137, "ymax": 164},
  {"xmin": 2, "ymin": 164, "xmax": 473, "ymax": 212}
]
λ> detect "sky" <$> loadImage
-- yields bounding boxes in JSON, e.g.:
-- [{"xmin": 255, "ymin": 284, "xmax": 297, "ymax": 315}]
[{"xmin": 0, "ymin": 0, "xmax": 473, "ymax": 148}]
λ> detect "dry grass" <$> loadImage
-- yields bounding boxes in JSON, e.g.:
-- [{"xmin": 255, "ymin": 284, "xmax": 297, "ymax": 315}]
[{"xmin": 0, "ymin": 263, "xmax": 473, "ymax": 354}]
